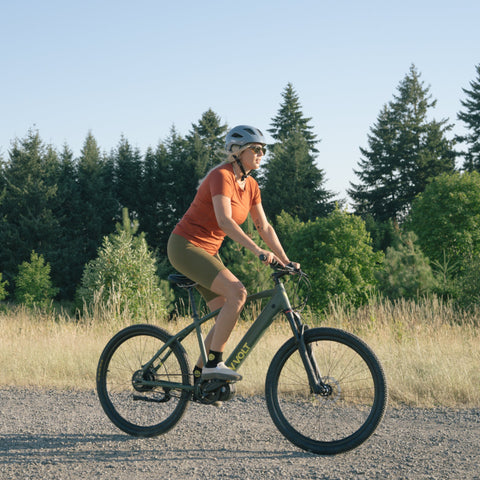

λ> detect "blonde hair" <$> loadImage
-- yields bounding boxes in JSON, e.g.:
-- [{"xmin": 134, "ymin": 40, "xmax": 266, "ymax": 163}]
[{"xmin": 197, "ymin": 145, "xmax": 251, "ymax": 188}]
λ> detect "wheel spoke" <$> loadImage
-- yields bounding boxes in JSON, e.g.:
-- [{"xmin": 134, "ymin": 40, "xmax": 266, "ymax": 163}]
[
  {"xmin": 97, "ymin": 324, "xmax": 191, "ymax": 437},
  {"xmin": 266, "ymin": 327, "xmax": 387, "ymax": 454}
]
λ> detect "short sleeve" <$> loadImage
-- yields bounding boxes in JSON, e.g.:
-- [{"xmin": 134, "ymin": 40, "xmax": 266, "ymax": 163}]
[
  {"xmin": 209, "ymin": 167, "xmax": 235, "ymax": 198},
  {"xmin": 251, "ymin": 179, "xmax": 261, "ymax": 205}
]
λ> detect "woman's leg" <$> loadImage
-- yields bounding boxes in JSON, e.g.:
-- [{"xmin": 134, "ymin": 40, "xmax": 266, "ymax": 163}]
[
  {"xmin": 208, "ymin": 268, "xmax": 247, "ymax": 352},
  {"xmin": 195, "ymin": 296, "xmax": 225, "ymax": 368},
  {"xmin": 167, "ymin": 234, "xmax": 244, "ymax": 378},
  {"xmin": 199, "ymin": 269, "xmax": 246, "ymax": 380},
  {"xmin": 195, "ymin": 269, "xmax": 246, "ymax": 367}
]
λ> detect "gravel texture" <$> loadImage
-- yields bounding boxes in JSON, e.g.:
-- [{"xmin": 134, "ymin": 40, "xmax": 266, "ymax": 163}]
[{"xmin": 0, "ymin": 387, "xmax": 479, "ymax": 479}]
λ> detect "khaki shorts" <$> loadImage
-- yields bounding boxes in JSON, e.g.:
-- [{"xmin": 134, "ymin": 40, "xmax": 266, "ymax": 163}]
[{"xmin": 167, "ymin": 233, "xmax": 226, "ymax": 302}]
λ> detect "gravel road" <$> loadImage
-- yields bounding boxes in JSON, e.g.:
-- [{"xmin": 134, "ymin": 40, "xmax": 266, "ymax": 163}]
[{"xmin": 0, "ymin": 388, "xmax": 479, "ymax": 480}]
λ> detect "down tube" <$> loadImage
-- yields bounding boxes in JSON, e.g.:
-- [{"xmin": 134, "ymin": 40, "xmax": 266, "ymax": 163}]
[{"xmin": 225, "ymin": 287, "xmax": 289, "ymax": 372}]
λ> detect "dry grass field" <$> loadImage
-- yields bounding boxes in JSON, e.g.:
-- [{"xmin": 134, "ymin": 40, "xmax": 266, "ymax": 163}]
[{"xmin": 1, "ymin": 296, "xmax": 479, "ymax": 407}]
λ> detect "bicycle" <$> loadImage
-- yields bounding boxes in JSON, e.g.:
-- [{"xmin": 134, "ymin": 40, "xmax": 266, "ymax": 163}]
[{"xmin": 96, "ymin": 259, "xmax": 388, "ymax": 455}]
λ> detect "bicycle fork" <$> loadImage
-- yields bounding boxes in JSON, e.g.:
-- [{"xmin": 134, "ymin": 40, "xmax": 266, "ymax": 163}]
[{"xmin": 285, "ymin": 310, "xmax": 332, "ymax": 396}]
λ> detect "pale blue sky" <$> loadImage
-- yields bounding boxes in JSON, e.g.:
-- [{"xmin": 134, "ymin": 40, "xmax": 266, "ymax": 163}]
[{"xmin": 1, "ymin": 0, "xmax": 478, "ymax": 202}]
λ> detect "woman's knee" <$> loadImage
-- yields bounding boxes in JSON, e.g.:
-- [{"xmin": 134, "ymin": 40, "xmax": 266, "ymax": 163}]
[
  {"xmin": 229, "ymin": 282, "xmax": 247, "ymax": 306},
  {"xmin": 211, "ymin": 270, "xmax": 247, "ymax": 306}
]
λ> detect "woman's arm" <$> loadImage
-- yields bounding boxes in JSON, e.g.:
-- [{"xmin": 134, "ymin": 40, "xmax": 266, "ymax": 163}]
[
  {"xmin": 212, "ymin": 195, "xmax": 298, "ymax": 267},
  {"xmin": 249, "ymin": 202, "xmax": 291, "ymax": 265},
  {"xmin": 212, "ymin": 194, "xmax": 264, "ymax": 256}
]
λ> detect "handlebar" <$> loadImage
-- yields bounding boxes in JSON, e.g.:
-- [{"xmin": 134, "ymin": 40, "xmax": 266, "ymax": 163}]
[
  {"xmin": 259, "ymin": 254, "xmax": 305, "ymax": 277},
  {"xmin": 259, "ymin": 254, "xmax": 310, "ymax": 309}
]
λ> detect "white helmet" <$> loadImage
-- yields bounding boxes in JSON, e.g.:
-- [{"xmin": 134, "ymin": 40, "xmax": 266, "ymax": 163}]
[{"xmin": 225, "ymin": 125, "xmax": 266, "ymax": 153}]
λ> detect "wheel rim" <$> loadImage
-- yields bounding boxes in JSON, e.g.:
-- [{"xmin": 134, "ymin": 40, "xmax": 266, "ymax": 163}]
[
  {"xmin": 271, "ymin": 333, "xmax": 385, "ymax": 449},
  {"xmin": 99, "ymin": 328, "xmax": 190, "ymax": 433}
]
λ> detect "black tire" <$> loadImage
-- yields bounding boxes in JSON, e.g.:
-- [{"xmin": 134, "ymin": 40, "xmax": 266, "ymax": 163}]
[
  {"xmin": 96, "ymin": 324, "xmax": 191, "ymax": 437},
  {"xmin": 265, "ymin": 327, "xmax": 387, "ymax": 455}
]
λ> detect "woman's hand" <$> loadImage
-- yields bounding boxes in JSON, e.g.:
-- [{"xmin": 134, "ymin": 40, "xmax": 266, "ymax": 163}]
[
  {"xmin": 287, "ymin": 261, "xmax": 301, "ymax": 270},
  {"xmin": 258, "ymin": 249, "xmax": 283, "ymax": 266}
]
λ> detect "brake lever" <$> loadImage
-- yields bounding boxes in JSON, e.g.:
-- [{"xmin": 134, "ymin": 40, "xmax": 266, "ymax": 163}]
[{"xmin": 285, "ymin": 262, "xmax": 298, "ymax": 274}]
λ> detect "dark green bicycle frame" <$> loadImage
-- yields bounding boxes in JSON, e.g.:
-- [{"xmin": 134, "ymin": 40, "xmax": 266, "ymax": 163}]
[{"xmin": 139, "ymin": 281, "xmax": 295, "ymax": 392}]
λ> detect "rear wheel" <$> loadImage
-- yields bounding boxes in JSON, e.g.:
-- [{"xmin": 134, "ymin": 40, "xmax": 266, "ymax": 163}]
[
  {"xmin": 96, "ymin": 324, "xmax": 191, "ymax": 437},
  {"xmin": 266, "ymin": 327, "xmax": 387, "ymax": 454}
]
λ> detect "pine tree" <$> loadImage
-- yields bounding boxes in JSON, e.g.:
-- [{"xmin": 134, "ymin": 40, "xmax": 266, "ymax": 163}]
[
  {"xmin": 349, "ymin": 64, "xmax": 456, "ymax": 223},
  {"xmin": 139, "ymin": 143, "xmax": 176, "ymax": 255},
  {"xmin": 268, "ymin": 83, "xmax": 318, "ymax": 153},
  {"xmin": 15, "ymin": 250, "xmax": 59, "ymax": 309},
  {"xmin": 163, "ymin": 127, "xmax": 192, "ymax": 223},
  {"xmin": 77, "ymin": 132, "xmax": 116, "ymax": 265},
  {"xmin": 457, "ymin": 63, "xmax": 480, "ymax": 172},
  {"xmin": 185, "ymin": 108, "xmax": 228, "ymax": 178},
  {"xmin": 52, "ymin": 144, "xmax": 84, "ymax": 298},
  {"xmin": 0, "ymin": 129, "xmax": 60, "ymax": 284},
  {"xmin": 76, "ymin": 207, "xmax": 169, "ymax": 320},
  {"xmin": 261, "ymin": 84, "xmax": 334, "ymax": 223},
  {"xmin": 113, "ymin": 135, "xmax": 143, "ymax": 219}
]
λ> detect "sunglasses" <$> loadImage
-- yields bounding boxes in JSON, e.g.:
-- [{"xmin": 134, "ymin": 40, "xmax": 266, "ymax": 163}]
[{"xmin": 247, "ymin": 145, "xmax": 267, "ymax": 155}]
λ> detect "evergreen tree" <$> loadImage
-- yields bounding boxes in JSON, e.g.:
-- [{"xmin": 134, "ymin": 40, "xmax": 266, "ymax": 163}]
[
  {"xmin": 163, "ymin": 127, "xmax": 192, "ymax": 223},
  {"xmin": 261, "ymin": 131, "xmax": 334, "ymax": 222},
  {"xmin": 375, "ymin": 231, "xmax": 436, "ymax": 300},
  {"xmin": 113, "ymin": 136, "xmax": 143, "ymax": 219},
  {"xmin": 268, "ymin": 83, "xmax": 318, "ymax": 152},
  {"xmin": 15, "ymin": 250, "xmax": 58, "ymax": 309},
  {"xmin": 349, "ymin": 64, "xmax": 456, "ymax": 223},
  {"xmin": 0, "ymin": 130, "xmax": 60, "ymax": 285},
  {"xmin": 185, "ymin": 108, "xmax": 228, "ymax": 178},
  {"xmin": 261, "ymin": 84, "xmax": 334, "ymax": 222},
  {"xmin": 76, "ymin": 208, "xmax": 169, "ymax": 320},
  {"xmin": 52, "ymin": 144, "xmax": 84, "ymax": 298},
  {"xmin": 457, "ymin": 63, "xmax": 480, "ymax": 172},
  {"xmin": 138, "ymin": 143, "xmax": 176, "ymax": 255},
  {"xmin": 76, "ymin": 132, "xmax": 116, "ymax": 266}
]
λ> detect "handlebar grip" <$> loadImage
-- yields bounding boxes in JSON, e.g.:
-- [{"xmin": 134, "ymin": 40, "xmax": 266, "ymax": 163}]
[{"xmin": 259, "ymin": 253, "xmax": 281, "ymax": 268}]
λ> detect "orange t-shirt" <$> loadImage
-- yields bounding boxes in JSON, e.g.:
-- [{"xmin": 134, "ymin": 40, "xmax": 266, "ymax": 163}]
[{"xmin": 173, "ymin": 163, "xmax": 261, "ymax": 255}]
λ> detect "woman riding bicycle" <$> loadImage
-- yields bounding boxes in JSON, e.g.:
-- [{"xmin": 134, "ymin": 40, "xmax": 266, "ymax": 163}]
[{"xmin": 167, "ymin": 125, "xmax": 300, "ymax": 382}]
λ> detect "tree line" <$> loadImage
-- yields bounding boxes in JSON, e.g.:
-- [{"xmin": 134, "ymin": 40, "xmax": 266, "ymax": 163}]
[{"xmin": 1, "ymin": 63, "xmax": 480, "ymax": 312}]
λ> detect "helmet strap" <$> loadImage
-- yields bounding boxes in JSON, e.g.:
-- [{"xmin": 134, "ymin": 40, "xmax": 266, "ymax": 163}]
[{"xmin": 235, "ymin": 157, "xmax": 249, "ymax": 181}]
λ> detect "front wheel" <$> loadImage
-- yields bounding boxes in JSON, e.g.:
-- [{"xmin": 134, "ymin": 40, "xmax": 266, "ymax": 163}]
[
  {"xmin": 265, "ymin": 327, "xmax": 387, "ymax": 455},
  {"xmin": 96, "ymin": 324, "xmax": 191, "ymax": 437}
]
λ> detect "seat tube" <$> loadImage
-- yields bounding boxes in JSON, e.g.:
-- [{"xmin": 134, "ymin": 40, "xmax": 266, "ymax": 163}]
[{"xmin": 188, "ymin": 288, "xmax": 208, "ymax": 366}]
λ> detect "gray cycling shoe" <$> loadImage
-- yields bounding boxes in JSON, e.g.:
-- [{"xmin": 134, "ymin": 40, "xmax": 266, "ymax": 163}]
[{"xmin": 201, "ymin": 362, "xmax": 242, "ymax": 381}]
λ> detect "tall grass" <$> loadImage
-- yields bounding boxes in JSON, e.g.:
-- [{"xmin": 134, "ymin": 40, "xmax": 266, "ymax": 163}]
[
  {"xmin": 1, "ymin": 296, "xmax": 479, "ymax": 407},
  {"xmin": 321, "ymin": 296, "xmax": 480, "ymax": 407}
]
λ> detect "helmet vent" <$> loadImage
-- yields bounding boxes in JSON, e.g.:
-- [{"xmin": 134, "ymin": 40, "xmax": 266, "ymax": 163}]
[
  {"xmin": 231, "ymin": 133, "xmax": 243, "ymax": 138},
  {"xmin": 244, "ymin": 128, "xmax": 255, "ymax": 135}
]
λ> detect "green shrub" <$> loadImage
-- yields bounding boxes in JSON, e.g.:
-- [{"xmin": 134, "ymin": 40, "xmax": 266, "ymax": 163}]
[
  {"xmin": 0, "ymin": 272, "xmax": 8, "ymax": 301},
  {"xmin": 76, "ymin": 209, "xmax": 169, "ymax": 320},
  {"xmin": 221, "ymin": 217, "xmax": 272, "ymax": 295},
  {"xmin": 375, "ymin": 231, "xmax": 436, "ymax": 299},
  {"xmin": 14, "ymin": 251, "xmax": 58, "ymax": 309},
  {"xmin": 277, "ymin": 208, "xmax": 383, "ymax": 310},
  {"xmin": 455, "ymin": 254, "xmax": 480, "ymax": 310},
  {"xmin": 408, "ymin": 171, "xmax": 480, "ymax": 267}
]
